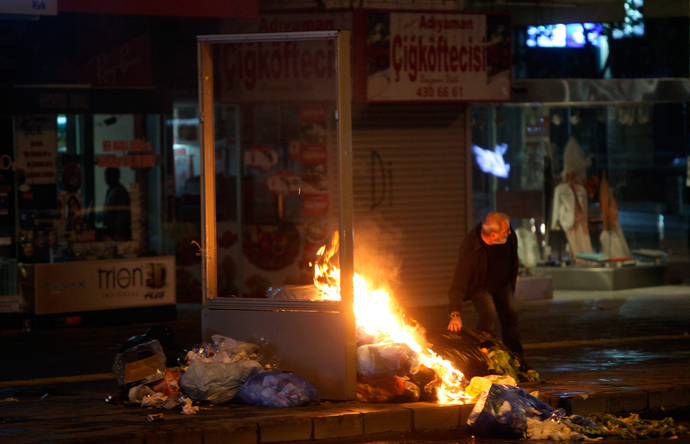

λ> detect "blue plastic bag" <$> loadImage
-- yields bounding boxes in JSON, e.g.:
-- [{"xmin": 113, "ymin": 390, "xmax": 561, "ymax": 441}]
[
  {"xmin": 237, "ymin": 371, "xmax": 320, "ymax": 407},
  {"xmin": 467, "ymin": 383, "xmax": 562, "ymax": 438}
]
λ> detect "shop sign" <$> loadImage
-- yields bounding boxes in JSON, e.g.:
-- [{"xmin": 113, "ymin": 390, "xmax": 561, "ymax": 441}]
[
  {"xmin": 218, "ymin": 39, "xmax": 337, "ymax": 103},
  {"xmin": 58, "ymin": 0, "xmax": 257, "ymax": 18},
  {"xmin": 0, "ymin": 0, "xmax": 57, "ymax": 16},
  {"xmin": 365, "ymin": 11, "xmax": 512, "ymax": 102},
  {"xmin": 34, "ymin": 256, "xmax": 176, "ymax": 315},
  {"xmin": 97, "ymin": 138, "xmax": 156, "ymax": 168},
  {"xmin": 78, "ymin": 34, "xmax": 153, "ymax": 88},
  {"xmin": 15, "ymin": 115, "xmax": 58, "ymax": 185},
  {"xmin": 217, "ymin": 12, "xmax": 353, "ymax": 103}
]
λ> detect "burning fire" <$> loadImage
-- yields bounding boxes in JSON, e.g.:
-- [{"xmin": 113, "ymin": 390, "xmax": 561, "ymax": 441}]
[{"xmin": 313, "ymin": 232, "xmax": 471, "ymax": 404}]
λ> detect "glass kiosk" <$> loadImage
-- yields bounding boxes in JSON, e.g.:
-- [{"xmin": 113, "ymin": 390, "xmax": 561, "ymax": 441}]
[{"xmin": 196, "ymin": 31, "xmax": 356, "ymax": 400}]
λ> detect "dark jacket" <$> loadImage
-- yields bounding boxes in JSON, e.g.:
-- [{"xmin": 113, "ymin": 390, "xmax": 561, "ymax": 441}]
[{"xmin": 447, "ymin": 222, "xmax": 519, "ymax": 313}]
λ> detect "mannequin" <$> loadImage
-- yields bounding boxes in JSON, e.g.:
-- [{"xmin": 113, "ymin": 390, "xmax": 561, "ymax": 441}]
[
  {"xmin": 551, "ymin": 173, "xmax": 593, "ymax": 264},
  {"xmin": 599, "ymin": 172, "xmax": 631, "ymax": 259}
]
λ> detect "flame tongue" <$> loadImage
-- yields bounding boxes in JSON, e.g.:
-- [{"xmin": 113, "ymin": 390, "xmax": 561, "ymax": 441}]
[
  {"xmin": 313, "ymin": 232, "xmax": 341, "ymax": 300},
  {"xmin": 313, "ymin": 232, "xmax": 471, "ymax": 404}
]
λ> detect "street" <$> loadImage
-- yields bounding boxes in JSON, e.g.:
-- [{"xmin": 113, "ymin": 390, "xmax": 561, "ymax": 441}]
[
  {"xmin": 1, "ymin": 285, "xmax": 690, "ymax": 444},
  {"xmin": 2, "ymin": 285, "xmax": 690, "ymax": 384}
]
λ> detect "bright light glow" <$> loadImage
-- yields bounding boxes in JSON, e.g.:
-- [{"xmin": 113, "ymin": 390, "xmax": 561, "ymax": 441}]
[
  {"xmin": 472, "ymin": 143, "xmax": 510, "ymax": 178},
  {"xmin": 312, "ymin": 232, "xmax": 472, "ymax": 404},
  {"xmin": 527, "ymin": 23, "xmax": 606, "ymax": 48}
]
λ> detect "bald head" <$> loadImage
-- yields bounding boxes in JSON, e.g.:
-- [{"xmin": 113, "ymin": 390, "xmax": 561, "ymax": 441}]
[{"xmin": 481, "ymin": 212, "xmax": 511, "ymax": 245}]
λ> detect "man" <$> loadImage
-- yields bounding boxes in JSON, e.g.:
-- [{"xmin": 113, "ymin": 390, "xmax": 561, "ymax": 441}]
[
  {"xmin": 447, "ymin": 211, "xmax": 524, "ymax": 356},
  {"xmin": 103, "ymin": 167, "xmax": 132, "ymax": 241}
]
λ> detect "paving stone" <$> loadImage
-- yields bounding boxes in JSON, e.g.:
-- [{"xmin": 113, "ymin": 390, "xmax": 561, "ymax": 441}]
[
  {"xmin": 362, "ymin": 408, "xmax": 412, "ymax": 434},
  {"xmin": 144, "ymin": 427, "xmax": 203, "ymax": 444},
  {"xmin": 204, "ymin": 422, "xmax": 258, "ymax": 444},
  {"xmin": 80, "ymin": 433, "xmax": 145, "ymax": 444},
  {"xmin": 258, "ymin": 416, "xmax": 312, "ymax": 443},
  {"xmin": 313, "ymin": 412, "xmax": 363, "ymax": 440},
  {"xmin": 648, "ymin": 385, "xmax": 690, "ymax": 409},
  {"xmin": 402, "ymin": 402, "xmax": 461, "ymax": 431},
  {"xmin": 606, "ymin": 390, "xmax": 648, "ymax": 414},
  {"xmin": 570, "ymin": 393, "xmax": 608, "ymax": 416}
]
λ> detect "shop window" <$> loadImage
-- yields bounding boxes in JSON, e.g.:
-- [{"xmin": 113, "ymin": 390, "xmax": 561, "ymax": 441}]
[{"xmin": 472, "ymin": 102, "xmax": 690, "ymax": 267}]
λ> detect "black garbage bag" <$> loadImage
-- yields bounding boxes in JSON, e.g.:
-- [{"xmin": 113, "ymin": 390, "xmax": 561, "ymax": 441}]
[
  {"xmin": 118, "ymin": 325, "xmax": 187, "ymax": 368},
  {"xmin": 424, "ymin": 329, "xmax": 497, "ymax": 380},
  {"xmin": 406, "ymin": 365, "xmax": 439, "ymax": 402}
]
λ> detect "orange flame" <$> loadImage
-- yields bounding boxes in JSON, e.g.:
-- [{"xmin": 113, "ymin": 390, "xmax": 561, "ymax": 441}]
[{"xmin": 313, "ymin": 232, "xmax": 471, "ymax": 404}]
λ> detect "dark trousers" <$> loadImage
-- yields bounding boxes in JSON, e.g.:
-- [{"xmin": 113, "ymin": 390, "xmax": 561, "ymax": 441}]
[{"xmin": 470, "ymin": 286, "xmax": 524, "ymax": 356}]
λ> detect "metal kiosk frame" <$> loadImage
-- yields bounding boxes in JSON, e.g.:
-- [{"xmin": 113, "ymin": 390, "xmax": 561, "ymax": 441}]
[{"xmin": 196, "ymin": 31, "xmax": 356, "ymax": 400}]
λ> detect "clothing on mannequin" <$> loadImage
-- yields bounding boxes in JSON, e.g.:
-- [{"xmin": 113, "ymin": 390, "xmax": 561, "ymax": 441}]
[
  {"xmin": 551, "ymin": 173, "xmax": 593, "ymax": 264},
  {"xmin": 599, "ymin": 171, "xmax": 631, "ymax": 258}
]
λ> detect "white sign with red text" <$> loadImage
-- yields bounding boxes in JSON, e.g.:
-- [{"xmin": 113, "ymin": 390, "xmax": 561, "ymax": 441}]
[
  {"xmin": 34, "ymin": 256, "xmax": 175, "ymax": 314},
  {"xmin": 366, "ymin": 12, "xmax": 512, "ymax": 102},
  {"xmin": 15, "ymin": 115, "xmax": 58, "ymax": 185}
]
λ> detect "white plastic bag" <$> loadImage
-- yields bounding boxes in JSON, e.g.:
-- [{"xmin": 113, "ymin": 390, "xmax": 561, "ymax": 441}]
[{"xmin": 179, "ymin": 358, "xmax": 262, "ymax": 404}]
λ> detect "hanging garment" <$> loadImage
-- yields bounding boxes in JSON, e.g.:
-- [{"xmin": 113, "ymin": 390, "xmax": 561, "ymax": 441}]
[
  {"xmin": 598, "ymin": 172, "xmax": 631, "ymax": 259},
  {"xmin": 551, "ymin": 180, "xmax": 593, "ymax": 262}
]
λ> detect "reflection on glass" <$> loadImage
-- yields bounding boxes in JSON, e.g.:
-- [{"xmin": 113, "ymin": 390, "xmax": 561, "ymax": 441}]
[{"xmin": 211, "ymin": 40, "xmax": 340, "ymax": 299}]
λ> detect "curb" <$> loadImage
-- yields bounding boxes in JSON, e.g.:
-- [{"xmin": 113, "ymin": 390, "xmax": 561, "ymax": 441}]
[{"xmin": 60, "ymin": 385, "xmax": 690, "ymax": 444}]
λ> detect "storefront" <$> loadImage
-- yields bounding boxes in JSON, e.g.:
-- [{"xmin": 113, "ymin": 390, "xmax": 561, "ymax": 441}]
[
  {"xmin": 0, "ymin": 3, "xmax": 256, "ymax": 327},
  {"xmin": 470, "ymin": 78, "xmax": 690, "ymax": 289},
  {"xmin": 0, "ymin": 87, "xmax": 177, "ymax": 328}
]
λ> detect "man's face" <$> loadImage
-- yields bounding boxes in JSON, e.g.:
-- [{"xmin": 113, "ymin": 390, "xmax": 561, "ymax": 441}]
[{"xmin": 492, "ymin": 221, "xmax": 511, "ymax": 245}]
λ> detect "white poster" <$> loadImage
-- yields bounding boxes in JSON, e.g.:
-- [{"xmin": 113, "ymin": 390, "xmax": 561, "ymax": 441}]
[
  {"xmin": 15, "ymin": 115, "xmax": 58, "ymax": 185},
  {"xmin": 34, "ymin": 256, "xmax": 176, "ymax": 315},
  {"xmin": 366, "ymin": 12, "xmax": 512, "ymax": 102}
]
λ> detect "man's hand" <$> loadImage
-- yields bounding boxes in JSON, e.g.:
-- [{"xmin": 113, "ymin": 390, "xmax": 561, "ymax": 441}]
[{"xmin": 447, "ymin": 315, "xmax": 462, "ymax": 332}]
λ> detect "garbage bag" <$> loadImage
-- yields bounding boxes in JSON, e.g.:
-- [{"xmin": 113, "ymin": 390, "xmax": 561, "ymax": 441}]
[
  {"xmin": 357, "ymin": 343, "xmax": 420, "ymax": 378},
  {"xmin": 464, "ymin": 375, "xmax": 516, "ymax": 403},
  {"xmin": 356, "ymin": 375, "xmax": 419, "ymax": 403},
  {"xmin": 237, "ymin": 371, "xmax": 320, "ymax": 407},
  {"xmin": 265, "ymin": 285, "xmax": 325, "ymax": 301},
  {"xmin": 179, "ymin": 358, "xmax": 263, "ymax": 404},
  {"xmin": 425, "ymin": 329, "xmax": 495, "ymax": 380},
  {"xmin": 119, "ymin": 324, "xmax": 187, "ymax": 368},
  {"xmin": 112, "ymin": 339, "xmax": 167, "ymax": 389},
  {"xmin": 406, "ymin": 365, "xmax": 440, "ymax": 402},
  {"xmin": 467, "ymin": 383, "xmax": 563, "ymax": 439},
  {"xmin": 185, "ymin": 334, "xmax": 263, "ymax": 364}
]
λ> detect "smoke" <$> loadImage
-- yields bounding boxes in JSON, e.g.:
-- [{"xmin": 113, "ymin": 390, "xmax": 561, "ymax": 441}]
[
  {"xmin": 353, "ymin": 215, "xmax": 429, "ymax": 351},
  {"xmin": 353, "ymin": 215, "xmax": 405, "ymax": 302}
]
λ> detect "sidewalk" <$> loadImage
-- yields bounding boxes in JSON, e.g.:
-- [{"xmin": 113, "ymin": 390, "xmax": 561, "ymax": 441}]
[{"xmin": 2, "ymin": 286, "xmax": 690, "ymax": 444}]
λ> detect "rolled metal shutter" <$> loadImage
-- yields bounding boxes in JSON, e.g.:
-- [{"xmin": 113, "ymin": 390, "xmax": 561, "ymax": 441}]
[{"xmin": 351, "ymin": 103, "xmax": 470, "ymax": 309}]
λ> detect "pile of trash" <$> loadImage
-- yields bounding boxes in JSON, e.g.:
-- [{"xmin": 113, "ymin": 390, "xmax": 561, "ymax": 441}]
[
  {"xmin": 110, "ymin": 324, "xmax": 688, "ymax": 441},
  {"xmin": 110, "ymin": 325, "xmax": 320, "ymax": 414},
  {"xmin": 464, "ymin": 382, "xmax": 687, "ymax": 440},
  {"xmin": 353, "ymin": 326, "xmax": 539, "ymax": 404}
]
